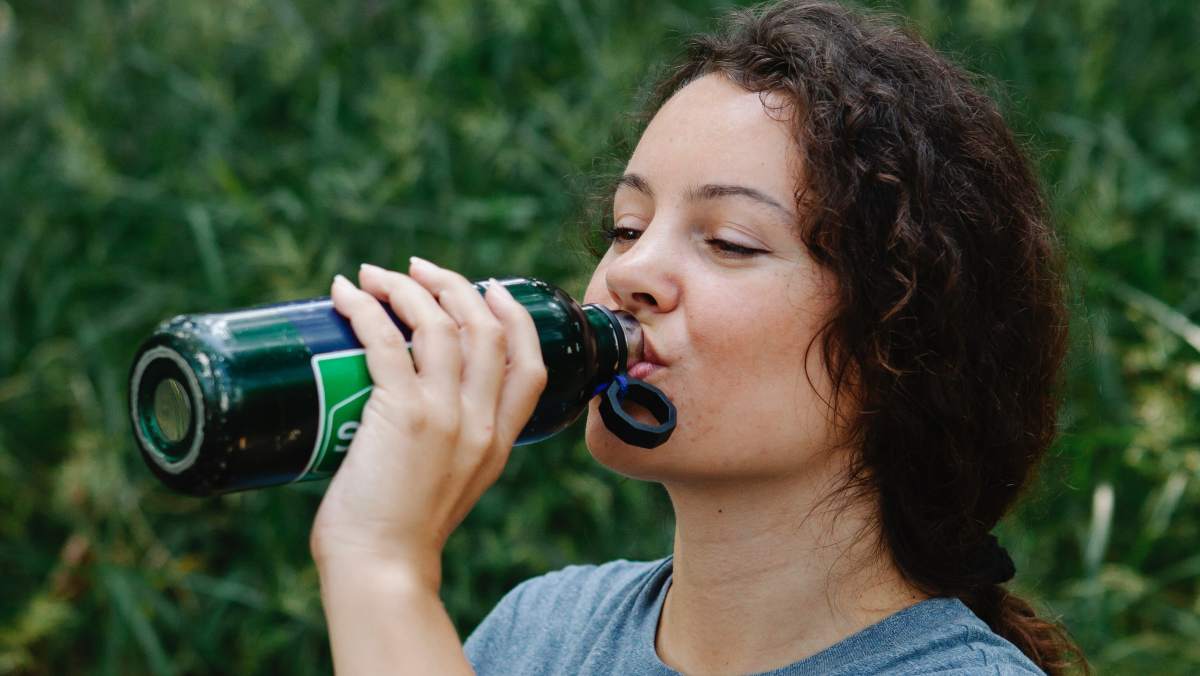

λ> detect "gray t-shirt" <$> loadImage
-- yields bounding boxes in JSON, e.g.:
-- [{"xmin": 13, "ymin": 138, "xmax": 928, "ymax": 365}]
[{"xmin": 464, "ymin": 556, "xmax": 1044, "ymax": 675}]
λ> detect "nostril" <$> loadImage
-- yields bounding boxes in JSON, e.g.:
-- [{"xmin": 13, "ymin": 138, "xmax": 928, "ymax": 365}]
[{"xmin": 633, "ymin": 292, "xmax": 656, "ymax": 306}]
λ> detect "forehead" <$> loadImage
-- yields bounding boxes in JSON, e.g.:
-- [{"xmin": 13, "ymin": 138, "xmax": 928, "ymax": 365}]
[{"xmin": 626, "ymin": 73, "xmax": 799, "ymax": 201}]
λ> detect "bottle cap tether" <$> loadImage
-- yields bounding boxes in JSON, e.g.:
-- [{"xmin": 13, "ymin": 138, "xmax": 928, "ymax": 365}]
[{"xmin": 596, "ymin": 373, "xmax": 676, "ymax": 448}]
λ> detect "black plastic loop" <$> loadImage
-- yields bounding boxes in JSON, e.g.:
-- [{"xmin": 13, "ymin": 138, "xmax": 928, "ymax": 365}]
[
  {"xmin": 597, "ymin": 375, "xmax": 676, "ymax": 448},
  {"xmin": 974, "ymin": 534, "xmax": 1017, "ymax": 585}
]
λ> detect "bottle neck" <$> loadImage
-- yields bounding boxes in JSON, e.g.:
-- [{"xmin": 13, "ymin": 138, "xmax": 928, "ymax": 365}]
[{"xmin": 582, "ymin": 304, "xmax": 638, "ymax": 386}]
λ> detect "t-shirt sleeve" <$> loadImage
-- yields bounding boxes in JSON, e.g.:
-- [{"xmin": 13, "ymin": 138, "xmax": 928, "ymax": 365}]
[
  {"xmin": 462, "ymin": 566, "xmax": 594, "ymax": 674},
  {"xmin": 462, "ymin": 576, "xmax": 533, "ymax": 671}
]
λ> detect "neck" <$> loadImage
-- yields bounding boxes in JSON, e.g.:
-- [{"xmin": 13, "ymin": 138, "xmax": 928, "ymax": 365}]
[{"xmin": 655, "ymin": 455, "xmax": 925, "ymax": 675}]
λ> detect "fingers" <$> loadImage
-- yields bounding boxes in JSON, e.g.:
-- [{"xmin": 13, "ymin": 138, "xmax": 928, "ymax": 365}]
[
  {"xmin": 483, "ymin": 278, "xmax": 548, "ymax": 448},
  {"xmin": 332, "ymin": 261, "xmax": 549, "ymax": 538},
  {"xmin": 404, "ymin": 257, "xmax": 508, "ymax": 421},
  {"xmin": 357, "ymin": 264, "xmax": 462, "ymax": 405},
  {"xmin": 344, "ymin": 260, "xmax": 547, "ymax": 457},
  {"xmin": 452, "ymin": 277, "xmax": 547, "ymax": 510},
  {"xmin": 329, "ymin": 275, "xmax": 417, "ymax": 391}
]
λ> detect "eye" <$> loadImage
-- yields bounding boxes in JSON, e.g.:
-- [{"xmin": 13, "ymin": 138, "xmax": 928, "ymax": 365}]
[
  {"xmin": 703, "ymin": 238, "xmax": 767, "ymax": 257},
  {"xmin": 598, "ymin": 224, "xmax": 767, "ymax": 258},
  {"xmin": 598, "ymin": 224, "xmax": 640, "ymax": 244}
]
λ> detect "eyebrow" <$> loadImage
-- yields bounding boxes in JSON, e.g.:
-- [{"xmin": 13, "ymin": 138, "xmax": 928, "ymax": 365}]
[{"xmin": 616, "ymin": 173, "xmax": 796, "ymax": 222}]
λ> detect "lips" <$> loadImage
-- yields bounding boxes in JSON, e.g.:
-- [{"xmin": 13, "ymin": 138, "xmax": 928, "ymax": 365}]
[
  {"xmin": 628, "ymin": 361, "xmax": 664, "ymax": 380},
  {"xmin": 610, "ymin": 305, "xmax": 669, "ymax": 373},
  {"xmin": 627, "ymin": 329, "xmax": 667, "ymax": 380}
]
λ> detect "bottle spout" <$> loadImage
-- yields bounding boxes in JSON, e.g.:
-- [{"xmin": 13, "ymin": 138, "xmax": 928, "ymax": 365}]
[{"xmin": 612, "ymin": 310, "xmax": 644, "ymax": 369}]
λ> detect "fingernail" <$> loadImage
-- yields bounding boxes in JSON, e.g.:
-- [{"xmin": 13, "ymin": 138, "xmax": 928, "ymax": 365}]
[
  {"xmin": 409, "ymin": 256, "xmax": 435, "ymax": 272},
  {"xmin": 488, "ymin": 277, "xmax": 510, "ymax": 297},
  {"xmin": 360, "ymin": 262, "xmax": 383, "ymax": 273},
  {"xmin": 333, "ymin": 273, "xmax": 351, "ymax": 288}
]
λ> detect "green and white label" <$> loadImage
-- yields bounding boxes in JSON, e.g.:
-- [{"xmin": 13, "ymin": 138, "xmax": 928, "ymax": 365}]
[{"xmin": 301, "ymin": 349, "xmax": 373, "ymax": 480}]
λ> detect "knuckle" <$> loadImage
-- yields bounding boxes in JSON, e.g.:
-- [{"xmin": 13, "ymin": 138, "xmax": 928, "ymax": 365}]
[
  {"xmin": 464, "ymin": 424, "xmax": 495, "ymax": 454},
  {"xmin": 405, "ymin": 407, "xmax": 429, "ymax": 433},
  {"xmin": 409, "ymin": 408, "xmax": 458, "ymax": 441},
  {"xmin": 430, "ymin": 410, "xmax": 461, "ymax": 437},
  {"xmin": 468, "ymin": 320, "xmax": 505, "ymax": 348},
  {"xmin": 379, "ymin": 329, "xmax": 408, "ymax": 350},
  {"xmin": 431, "ymin": 316, "xmax": 458, "ymax": 336}
]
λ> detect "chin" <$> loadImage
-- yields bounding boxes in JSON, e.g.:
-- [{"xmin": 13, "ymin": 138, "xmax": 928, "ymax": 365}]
[
  {"xmin": 581, "ymin": 401, "xmax": 743, "ymax": 483},
  {"xmin": 583, "ymin": 401, "xmax": 678, "ymax": 482},
  {"xmin": 584, "ymin": 401, "xmax": 836, "ymax": 485}
]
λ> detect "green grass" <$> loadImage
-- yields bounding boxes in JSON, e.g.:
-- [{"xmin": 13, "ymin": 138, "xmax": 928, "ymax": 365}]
[{"xmin": 1, "ymin": 0, "xmax": 1198, "ymax": 673}]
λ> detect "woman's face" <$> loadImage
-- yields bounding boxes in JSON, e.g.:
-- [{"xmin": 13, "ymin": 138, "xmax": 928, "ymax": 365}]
[{"xmin": 583, "ymin": 73, "xmax": 842, "ymax": 484}]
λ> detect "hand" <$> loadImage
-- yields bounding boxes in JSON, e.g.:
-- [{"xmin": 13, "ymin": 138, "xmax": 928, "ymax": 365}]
[{"xmin": 309, "ymin": 258, "xmax": 548, "ymax": 591}]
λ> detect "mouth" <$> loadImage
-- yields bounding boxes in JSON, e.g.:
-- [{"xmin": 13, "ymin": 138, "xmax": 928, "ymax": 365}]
[
  {"xmin": 627, "ymin": 361, "xmax": 665, "ymax": 380},
  {"xmin": 612, "ymin": 309, "xmax": 669, "ymax": 375}
]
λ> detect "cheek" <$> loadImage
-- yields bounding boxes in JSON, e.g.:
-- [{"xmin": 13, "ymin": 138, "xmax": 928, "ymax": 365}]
[
  {"xmin": 686, "ymin": 279, "xmax": 815, "ymax": 387},
  {"xmin": 582, "ymin": 257, "xmax": 612, "ymax": 306},
  {"xmin": 689, "ymin": 305, "xmax": 817, "ymax": 428},
  {"xmin": 685, "ymin": 281, "xmax": 840, "ymax": 463}
]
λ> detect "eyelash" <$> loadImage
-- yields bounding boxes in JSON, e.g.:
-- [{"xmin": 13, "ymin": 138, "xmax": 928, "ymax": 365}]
[{"xmin": 598, "ymin": 224, "xmax": 766, "ymax": 258}]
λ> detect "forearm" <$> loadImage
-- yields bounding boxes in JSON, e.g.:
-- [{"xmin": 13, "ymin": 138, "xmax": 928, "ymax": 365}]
[{"xmin": 318, "ymin": 560, "xmax": 474, "ymax": 675}]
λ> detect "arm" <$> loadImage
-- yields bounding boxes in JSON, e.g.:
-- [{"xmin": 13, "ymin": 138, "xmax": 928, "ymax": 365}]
[
  {"xmin": 311, "ymin": 259, "xmax": 547, "ymax": 674},
  {"xmin": 317, "ymin": 557, "xmax": 472, "ymax": 675}
]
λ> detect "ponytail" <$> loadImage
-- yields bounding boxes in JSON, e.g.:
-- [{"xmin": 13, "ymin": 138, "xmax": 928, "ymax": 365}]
[{"xmin": 970, "ymin": 587, "xmax": 1089, "ymax": 675}]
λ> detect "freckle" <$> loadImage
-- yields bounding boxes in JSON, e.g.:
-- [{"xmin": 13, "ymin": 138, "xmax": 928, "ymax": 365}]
[{"xmin": 717, "ymin": 509, "xmax": 723, "ymax": 514}]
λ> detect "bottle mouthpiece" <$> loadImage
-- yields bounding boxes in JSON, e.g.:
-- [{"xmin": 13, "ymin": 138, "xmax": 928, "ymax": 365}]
[{"xmin": 612, "ymin": 310, "xmax": 644, "ymax": 369}]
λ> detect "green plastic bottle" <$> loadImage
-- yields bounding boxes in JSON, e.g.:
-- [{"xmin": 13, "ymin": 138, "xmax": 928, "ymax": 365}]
[{"xmin": 128, "ymin": 277, "xmax": 675, "ymax": 496}]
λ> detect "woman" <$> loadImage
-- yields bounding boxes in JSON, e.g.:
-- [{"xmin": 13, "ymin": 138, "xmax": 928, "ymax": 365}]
[{"xmin": 310, "ymin": 1, "xmax": 1087, "ymax": 674}]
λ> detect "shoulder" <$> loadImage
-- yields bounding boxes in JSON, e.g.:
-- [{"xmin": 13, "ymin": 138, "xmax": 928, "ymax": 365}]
[
  {"xmin": 855, "ymin": 597, "xmax": 1046, "ymax": 676},
  {"xmin": 504, "ymin": 557, "xmax": 668, "ymax": 614},
  {"xmin": 463, "ymin": 557, "xmax": 670, "ymax": 672}
]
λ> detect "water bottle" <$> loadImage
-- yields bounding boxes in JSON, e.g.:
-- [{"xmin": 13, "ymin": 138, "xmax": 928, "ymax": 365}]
[{"xmin": 128, "ymin": 277, "xmax": 676, "ymax": 496}]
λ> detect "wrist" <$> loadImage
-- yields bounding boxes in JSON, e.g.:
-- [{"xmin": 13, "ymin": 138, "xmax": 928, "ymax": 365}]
[{"xmin": 315, "ymin": 546, "xmax": 443, "ymax": 596}]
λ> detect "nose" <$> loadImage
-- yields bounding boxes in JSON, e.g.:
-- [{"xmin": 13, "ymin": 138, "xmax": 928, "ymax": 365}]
[{"xmin": 604, "ymin": 220, "xmax": 681, "ymax": 316}]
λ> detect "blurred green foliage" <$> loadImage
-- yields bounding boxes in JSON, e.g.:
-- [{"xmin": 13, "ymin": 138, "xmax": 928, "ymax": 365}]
[{"xmin": 0, "ymin": 0, "xmax": 1197, "ymax": 673}]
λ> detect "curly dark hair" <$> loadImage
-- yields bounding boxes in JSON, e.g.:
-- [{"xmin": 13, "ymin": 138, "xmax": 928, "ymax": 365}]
[{"xmin": 576, "ymin": 1, "xmax": 1086, "ymax": 673}]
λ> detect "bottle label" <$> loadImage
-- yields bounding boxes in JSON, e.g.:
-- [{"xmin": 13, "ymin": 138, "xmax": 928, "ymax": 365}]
[{"xmin": 300, "ymin": 349, "xmax": 372, "ymax": 481}]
